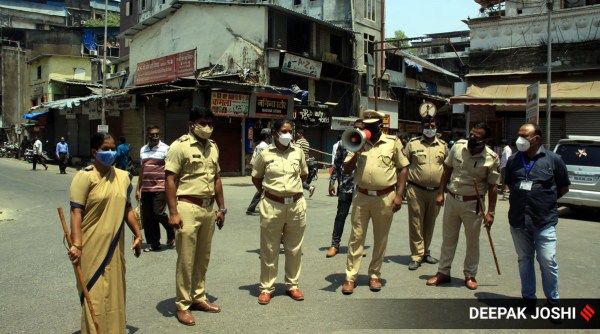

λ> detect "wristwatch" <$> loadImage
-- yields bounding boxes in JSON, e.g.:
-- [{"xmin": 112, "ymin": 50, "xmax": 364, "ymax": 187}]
[{"xmin": 217, "ymin": 208, "xmax": 227, "ymax": 215}]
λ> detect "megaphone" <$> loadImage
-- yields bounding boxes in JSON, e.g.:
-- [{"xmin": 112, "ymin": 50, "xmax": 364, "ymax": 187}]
[{"xmin": 342, "ymin": 128, "xmax": 371, "ymax": 152}]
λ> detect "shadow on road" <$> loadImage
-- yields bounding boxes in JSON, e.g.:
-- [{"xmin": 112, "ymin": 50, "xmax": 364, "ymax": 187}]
[
  {"xmin": 320, "ymin": 273, "xmax": 387, "ymax": 293},
  {"xmin": 558, "ymin": 206, "xmax": 600, "ymax": 222}
]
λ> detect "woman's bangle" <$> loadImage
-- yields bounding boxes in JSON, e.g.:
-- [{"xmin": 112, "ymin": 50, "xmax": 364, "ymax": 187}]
[
  {"xmin": 72, "ymin": 243, "xmax": 82, "ymax": 250},
  {"xmin": 135, "ymin": 237, "xmax": 143, "ymax": 242}
]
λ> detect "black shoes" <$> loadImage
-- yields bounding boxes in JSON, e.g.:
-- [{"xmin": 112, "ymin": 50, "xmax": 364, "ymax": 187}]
[{"xmin": 408, "ymin": 261, "xmax": 421, "ymax": 270}]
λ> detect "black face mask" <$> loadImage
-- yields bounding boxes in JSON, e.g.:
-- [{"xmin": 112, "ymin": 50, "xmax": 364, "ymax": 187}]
[
  {"xmin": 364, "ymin": 123, "xmax": 381, "ymax": 136},
  {"xmin": 467, "ymin": 136, "xmax": 485, "ymax": 149}
]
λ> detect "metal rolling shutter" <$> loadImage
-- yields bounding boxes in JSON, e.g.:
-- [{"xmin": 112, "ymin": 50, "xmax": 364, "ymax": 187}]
[
  {"xmin": 164, "ymin": 102, "xmax": 191, "ymax": 145},
  {"xmin": 565, "ymin": 112, "xmax": 600, "ymax": 137},
  {"xmin": 121, "ymin": 109, "xmax": 144, "ymax": 162}
]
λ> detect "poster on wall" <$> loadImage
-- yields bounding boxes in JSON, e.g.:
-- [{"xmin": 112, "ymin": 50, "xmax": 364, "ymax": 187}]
[
  {"xmin": 249, "ymin": 93, "xmax": 293, "ymax": 119},
  {"xmin": 294, "ymin": 106, "xmax": 330, "ymax": 127},
  {"xmin": 210, "ymin": 92, "xmax": 250, "ymax": 117}
]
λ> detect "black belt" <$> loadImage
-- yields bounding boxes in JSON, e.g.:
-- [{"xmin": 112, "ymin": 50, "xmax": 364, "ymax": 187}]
[{"xmin": 408, "ymin": 180, "xmax": 439, "ymax": 191}]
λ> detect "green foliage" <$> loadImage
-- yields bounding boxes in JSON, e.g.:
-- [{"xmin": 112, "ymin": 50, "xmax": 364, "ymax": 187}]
[
  {"xmin": 83, "ymin": 12, "xmax": 120, "ymax": 27},
  {"xmin": 386, "ymin": 30, "xmax": 410, "ymax": 48}
]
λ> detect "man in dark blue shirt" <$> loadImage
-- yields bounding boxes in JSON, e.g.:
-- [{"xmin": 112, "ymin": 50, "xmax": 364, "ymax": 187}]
[{"xmin": 505, "ymin": 123, "xmax": 570, "ymax": 303}]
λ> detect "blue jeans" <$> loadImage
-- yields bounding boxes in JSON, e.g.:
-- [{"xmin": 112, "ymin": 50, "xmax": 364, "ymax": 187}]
[{"xmin": 510, "ymin": 225, "xmax": 559, "ymax": 301}]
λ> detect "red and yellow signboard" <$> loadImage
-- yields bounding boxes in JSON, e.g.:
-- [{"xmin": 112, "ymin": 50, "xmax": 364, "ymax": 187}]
[{"xmin": 135, "ymin": 49, "xmax": 196, "ymax": 85}]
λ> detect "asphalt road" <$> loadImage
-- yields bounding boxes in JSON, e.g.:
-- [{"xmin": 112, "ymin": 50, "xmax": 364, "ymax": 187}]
[{"xmin": 0, "ymin": 158, "xmax": 598, "ymax": 333}]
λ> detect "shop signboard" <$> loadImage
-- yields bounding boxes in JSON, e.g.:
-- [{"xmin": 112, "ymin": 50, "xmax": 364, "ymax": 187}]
[
  {"xmin": 210, "ymin": 92, "xmax": 250, "ymax": 117},
  {"xmin": 281, "ymin": 53, "xmax": 322, "ymax": 79},
  {"xmin": 249, "ymin": 93, "xmax": 293, "ymax": 119},
  {"xmin": 294, "ymin": 106, "xmax": 330, "ymax": 127},
  {"xmin": 135, "ymin": 49, "xmax": 196, "ymax": 85}
]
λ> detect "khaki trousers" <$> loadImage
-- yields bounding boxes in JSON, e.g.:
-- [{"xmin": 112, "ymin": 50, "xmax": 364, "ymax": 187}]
[
  {"xmin": 437, "ymin": 194, "xmax": 484, "ymax": 277},
  {"xmin": 345, "ymin": 191, "xmax": 395, "ymax": 282},
  {"xmin": 175, "ymin": 201, "xmax": 216, "ymax": 311},
  {"xmin": 407, "ymin": 186, "xmax": 440, "ymax": 262},
  {"xmin": 259, "ymin": 196, "xmax": 306, "ymax": 294}
]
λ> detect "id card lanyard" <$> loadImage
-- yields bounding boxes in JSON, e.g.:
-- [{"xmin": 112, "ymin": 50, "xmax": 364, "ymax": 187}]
[{"xmin": 519, "ymin": 152, "xmax": 537, "ymax": 180}]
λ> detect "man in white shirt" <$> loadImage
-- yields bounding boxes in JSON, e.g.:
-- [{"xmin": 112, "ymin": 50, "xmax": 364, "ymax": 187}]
[
  {"xmin": 136, "ymin": 125, "xmax": 174, "ymax": 252},
  {"xmin": 246, "ymin": 129, "xmax": 271, "ymax": 215},
  {"xmin": 500, "ymin": 139, "xmax": 512, "ymax": 198},
  {"xmin": 32, "ymin": 135, "xmax": 48, "ymax": 171}
]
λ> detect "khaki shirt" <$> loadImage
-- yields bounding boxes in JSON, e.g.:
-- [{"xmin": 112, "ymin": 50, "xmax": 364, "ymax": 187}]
[
  {"xmin": 445, "ymin": 139, "xmax": 500, "ymax": 196},
  {"xmin": 345, "ymin": 135, "xmax": 409, "ymax": 190},
  {"xmin": 406, "ymin": 136, "xmax": 448, "ymax": 188},
  {"xmin": 165, "ymin": 133, "xmax": 220, "ymax": 198},
  {"xmin": 252, "ymin": 144, "xmax": 308, "ymax": 197}
]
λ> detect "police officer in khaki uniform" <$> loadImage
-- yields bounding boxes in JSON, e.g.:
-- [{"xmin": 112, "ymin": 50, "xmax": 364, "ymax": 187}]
[
  {"xmin": 251, "ymin": 119, "xmax": 309, "ymax": 305},
  {"xmin": 404, "ymin": 115, "xmax": 448, "ymax": 270},
  {"xmin": 426, "ymin": 122, "xmax": 499, "ymax": 290},
  {"xmin": 341, "ymin": 111, "xmax": 410, "ymax": 294},
  {"xmin": 165, "ymin": 107, "xmax": 226, "ymax": 326}
]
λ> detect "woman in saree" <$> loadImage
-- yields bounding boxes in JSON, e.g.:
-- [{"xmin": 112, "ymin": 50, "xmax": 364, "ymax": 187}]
[{"xmin": 67, "ymin": 132, "xmax": 143, "ymax": 334}]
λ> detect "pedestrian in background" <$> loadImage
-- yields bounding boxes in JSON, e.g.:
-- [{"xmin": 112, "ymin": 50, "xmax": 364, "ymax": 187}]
[
  {"xmin": 136, "ymin": 125, "xmax": 174, "ymax": 252},
  {"xmin": 252, "ymin": 119, "xmax": 308, "ymax": 305},
  {"xmin": 404, "ymin": 116, "xmax": 447, "ymax": 271},
  {"xmin": 295, "ymin": 129, "xmax": 316, "ymax": 197},
  {"xmin": 427, "ymin": 123, "xmax": 499, "ymax": 290},
  {"xmin": 325, "ymin": 119, "xmax": 364, "ymax": 258},
  {"xmin": 56, "ymin": 136, "xmax": 69, "ymax": 174},
  {"xmin": 499, "ymin": 139, "xmax": 512, "ymax": 200},
  {"xmin": 32, "ymin": 135, "xmax": 47, "ymax": 171},
  {"xmin": 67, "ymin": 132, "xmax": 143, "ymax": 334},
  {"xmin": 165, "ymin": 107, "xmax": 226, "ymax": 326},
  {"xmin": 115, "ymin": 136, "xmax": 130, "ymax": 170},
  {"xmin": 505, "ymin": 123, "xmax": 569, "ymax": 304},
  {"xmin": 341, "ymin": 111, "xmax": 409, "ymax": 295},
  {"xmin": 246, "ymin": 128, "xmax": 271, "ymax": 215}
]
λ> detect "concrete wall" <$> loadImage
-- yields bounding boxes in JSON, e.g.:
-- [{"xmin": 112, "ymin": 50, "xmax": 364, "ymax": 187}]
[
  {"xmin": 29, "ymin": 56, "xmax": 92, "ymax": 103},
  {"xmin": 25, "ymin": 30, "xmax": 83, "ymax": 58},
  {"xmin": 130, "ymin": 4, "xmax": 268, "ymax": 83},
  {"xmin": 469, "ymin": 5, "xmax": 600, "ymax": 51}
]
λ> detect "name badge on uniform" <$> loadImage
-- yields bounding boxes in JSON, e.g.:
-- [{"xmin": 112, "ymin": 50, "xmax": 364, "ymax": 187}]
[
  {"xmin": 519, "ymin": 180, "xmax": 533, "ymax": 191},
  {"xmin": 193, "ymin": 154, "xmax": 201, "ymax": 158}
]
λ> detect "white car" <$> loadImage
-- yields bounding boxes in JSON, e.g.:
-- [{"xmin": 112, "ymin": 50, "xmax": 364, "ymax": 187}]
[{"xmin": 554, "ymin": 135, "xmax": 600, "ymax": 210}]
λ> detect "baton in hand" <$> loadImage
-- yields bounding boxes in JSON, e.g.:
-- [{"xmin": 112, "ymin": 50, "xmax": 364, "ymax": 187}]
[
  {"xmin": 472, "ymin": 180, "xmax": 501, "ymax": 275},
  {"xmin": 57, "ymin": 207, "xmax": 103, "ymax": 334}
]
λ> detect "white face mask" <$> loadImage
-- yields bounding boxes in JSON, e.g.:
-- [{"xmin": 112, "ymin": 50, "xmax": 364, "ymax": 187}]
[
  {"xmin": 423, "ymin": 128, "xmax": 436, "ymax": 138},
  {"xmin": 278, "ymin": 132, "xmax": 292, "ymax": 146},
  {"xmin": 515, "ymin": 136, "xmax": 531, "ymax": 152}
]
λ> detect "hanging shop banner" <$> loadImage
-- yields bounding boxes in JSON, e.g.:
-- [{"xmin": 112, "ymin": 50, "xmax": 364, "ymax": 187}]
[
  {"xmin": 249, "ymin": 93, "xmax": 293, "ymax": 119},
  {"xmin": 330, "ymin": 116, "xmax": 359, "ymax": 130},
  {"xmin": 106, "ymin": 94, "xmax": 136, "ymax": 111},
  {"xmin": 281, "ymin": 53, "xmax": 322, "ymax": 79},
  {"xmin": 210, "ymin": 92, "xmax": 250, "ymax": 118},
  {"xmin": 294, "ymin": 106, "xmax": 330, "ymax": 127},
  {"xmin": 135, "ymin": 49, "xmax": 196, "ymax": 86}
]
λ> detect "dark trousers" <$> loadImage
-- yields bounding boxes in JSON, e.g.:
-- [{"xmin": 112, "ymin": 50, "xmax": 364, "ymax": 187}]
[
  {"xmin": 331, "ymin": 192, "xmax": 353, "ymax": 248},
  {"xmin": 141, "ymin": 191, "xmax": 174, "ymax": 248},
  {"xmin": 247, "ymin": 191, "xmax": 262, "ymax": 213},
  {"xmin": 58, "ymin": 152, "xmax": 67, "ymax": 173},
  {"xmin": 32, "ymin": 154, "xmax": 46, "ymax": 170}
]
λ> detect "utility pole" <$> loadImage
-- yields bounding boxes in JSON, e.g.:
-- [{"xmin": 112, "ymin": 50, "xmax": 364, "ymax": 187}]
[
  {"xmin": 546, "ymin": 0, "xmax": 552, "ymax": 148},
  {"xmin": 101, "ymin": 0, "xmax": 108, "ymax": 126},
  {"xmin": 17, "ymin": 41, "xmax": 21, "ymax": 158}
]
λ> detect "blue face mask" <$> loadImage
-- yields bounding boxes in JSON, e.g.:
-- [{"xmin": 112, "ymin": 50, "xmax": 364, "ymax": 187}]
[{"xmin": 95, "ymin": 150, "xmax": 117, "ymax": 166}]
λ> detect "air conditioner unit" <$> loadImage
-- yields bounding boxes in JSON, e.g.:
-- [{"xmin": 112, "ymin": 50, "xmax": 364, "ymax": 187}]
[{"xmin": 90, "ymin": 50, "xmax": 98, "ymax": 56}]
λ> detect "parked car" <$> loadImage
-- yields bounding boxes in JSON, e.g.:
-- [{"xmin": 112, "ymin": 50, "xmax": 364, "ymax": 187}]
[{"xmin": 554, "ymin": 135, "xmax": 600, "ymax": 210}]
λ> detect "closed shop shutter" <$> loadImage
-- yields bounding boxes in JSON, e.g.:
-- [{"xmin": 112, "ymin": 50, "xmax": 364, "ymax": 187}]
[
  {"xmin": 506, "ymin": 116, "xmax": 563, "ymax": 149},
  {"xmin": 565, "ymin": 112, "xmax": 600, "ymax": 137},
  {"xmin": 66, "ymin": 118, "xmax": 78, "ymax": 155},
  {"xmin": 164, "ymin": 101, "xmax": 191, "ymax": 145},
  {"xmin": 122, "ymin": 109, "xmax": 144, "ymax": 162},
  {"xmin": 79, "ymin": 115, "xmax": 91, "ymax": 158},
  {"xmin": 212, "ymin": 117, "xmax": 242, "ymax": 174}
]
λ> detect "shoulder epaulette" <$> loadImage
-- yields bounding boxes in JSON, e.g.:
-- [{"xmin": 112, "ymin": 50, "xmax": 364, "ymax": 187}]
[
  {"xmin": 409, "ymin": 137, "xmax": 420, "ymax": 142},
  {"xmin": 387, "ymin": 135, "xmax": 398, "ymax": 140},
  {"xmin": 438, "ymin": 138, "xmax": 447, "ymax": 145},
  {"xmin": 177, "ymin": 135, "xmax": 190, "ymax": 142},
  {"xmin": 83, "ymin": 165, "xmax": 94, "ymax": 171},
  {"xmin": 456, "ymin": 139, "xmax": 468, "ymax": 144}
]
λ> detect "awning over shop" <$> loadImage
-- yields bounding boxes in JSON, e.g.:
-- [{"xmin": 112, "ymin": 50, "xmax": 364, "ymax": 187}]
[
  {"xmin": 450, "ymin": 77, "xmax": 600, "ymax": 107},
  {"xmin": 23, "ymin": 110, "xmax": 50, "ymax": 119},
  {"xmin": 40, "ymin": 96, "xmax": 100, "ymax": 110}
]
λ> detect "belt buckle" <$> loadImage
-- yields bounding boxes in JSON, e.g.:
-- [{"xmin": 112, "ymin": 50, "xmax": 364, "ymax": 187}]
[
  {"xmin": 201, "ymin": 198, "xmax": 212, "ymax": 207},
  {"xmin": 367, "ymin": 190, "xmax": 378, "ymax": 196},
  {"xmin": 284, "ymin": 196, "xmax": 293, "ymax": 204},
  {"xmin": 455, "ymin": 194, "xmax": 463, "ymax": 201},
  {"xmin": 426, "ymin": 186, "xmax": 435, "ymax": 191}
]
